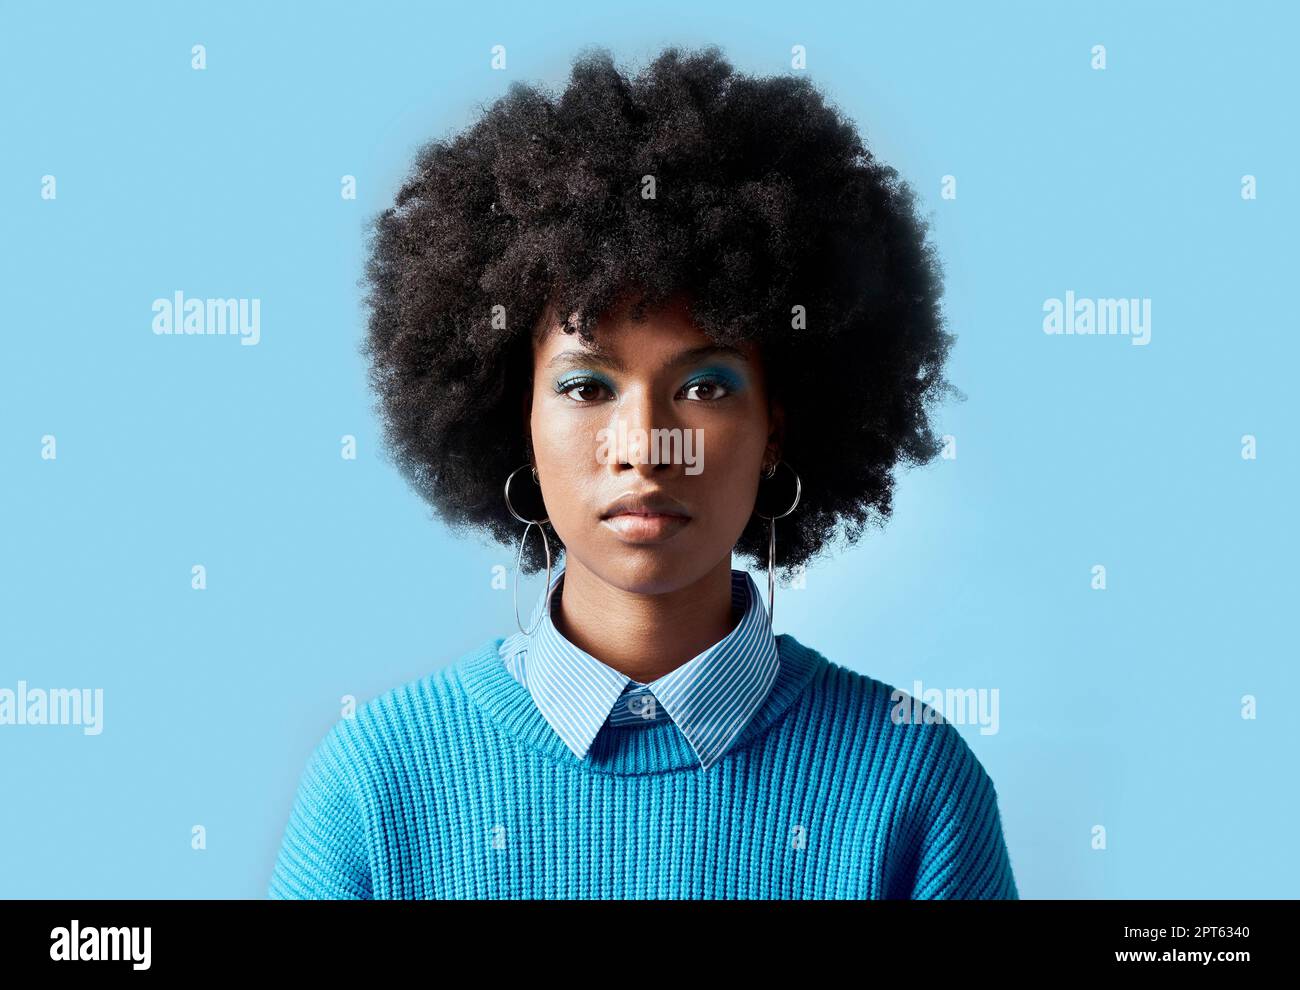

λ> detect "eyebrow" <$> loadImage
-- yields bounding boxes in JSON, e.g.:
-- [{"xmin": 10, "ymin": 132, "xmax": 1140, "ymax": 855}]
[{"xmin": 543, "ymin": 343, "xmax": 749, "ymax": 375}]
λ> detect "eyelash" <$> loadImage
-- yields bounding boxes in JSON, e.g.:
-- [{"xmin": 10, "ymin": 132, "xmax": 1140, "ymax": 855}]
[{"xmin": 554, "ymin": 373, "xmax": 736, "ymax": 404}]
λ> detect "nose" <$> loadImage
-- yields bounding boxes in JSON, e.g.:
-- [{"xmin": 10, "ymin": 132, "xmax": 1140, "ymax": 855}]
[{"xmin": 606, "ymin": 382, "xmax": 681, "ymax": 479}]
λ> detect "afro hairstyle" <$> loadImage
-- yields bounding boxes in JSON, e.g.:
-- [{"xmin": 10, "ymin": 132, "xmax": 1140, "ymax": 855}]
[{"xmin": 359, "ymin": 43, "xmax": 960, "ymax": 576}]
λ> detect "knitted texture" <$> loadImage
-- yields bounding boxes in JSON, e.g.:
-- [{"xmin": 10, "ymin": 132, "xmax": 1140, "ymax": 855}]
[{"xmin": 268, "ymin": 632, "xmax": 1018, "ymax": 899}]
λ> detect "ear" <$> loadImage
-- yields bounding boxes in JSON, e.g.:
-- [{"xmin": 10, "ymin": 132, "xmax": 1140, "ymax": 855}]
[
  {"xmin": 766, "ymin": 399, "xmax": 785, "ymax": 465},
  {"xmin": 520, "ymin": 380, "xmax": 533, "ymax": 459}
]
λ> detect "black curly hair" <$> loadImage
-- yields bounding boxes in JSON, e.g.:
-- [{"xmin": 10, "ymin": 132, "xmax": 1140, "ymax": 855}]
[{"xmin": 359, "ymin": 43, "xmax": 959, "ymax": 577}]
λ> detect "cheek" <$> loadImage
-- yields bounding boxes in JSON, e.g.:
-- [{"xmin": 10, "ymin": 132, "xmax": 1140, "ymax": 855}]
[
  {"xmin": 531, "ymin": 408, "xmax": 600, "ymax": 517},
  {"xmin": 699, "ymin": 404, "xmax": 767, "ymax": 466},
  {"xmin": 693, "ymin": 419, "xmax": 766, "ymax": 501},
  {"xmin": 535, "ymin": 414, "xmax": 593, "ymax": 466}
]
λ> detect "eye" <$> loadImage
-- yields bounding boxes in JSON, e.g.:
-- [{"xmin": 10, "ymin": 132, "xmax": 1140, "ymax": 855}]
[
  {"xmin": 554, "ymin": 375, "xmax": 612, "ymax": 403},
  {"xmin": 678, "ymin": 374, "xmax": 735, "ymax": 402}
]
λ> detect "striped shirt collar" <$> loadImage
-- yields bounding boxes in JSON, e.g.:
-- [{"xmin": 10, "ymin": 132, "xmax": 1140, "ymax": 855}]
[{"xmin": 498, "ymin": 561, "xmax": 780, "ymax": 772}]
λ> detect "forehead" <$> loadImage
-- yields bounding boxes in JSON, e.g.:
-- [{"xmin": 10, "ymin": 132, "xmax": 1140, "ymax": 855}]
[{"xmin": 532, "ymin": 295, "xmax": 762, "ymax": 369}]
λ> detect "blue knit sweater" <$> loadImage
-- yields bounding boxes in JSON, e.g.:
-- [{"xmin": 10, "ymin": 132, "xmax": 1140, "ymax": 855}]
[{"xmin": 268, "ymin": 632, "xmax": 1018, "ymax": 899}]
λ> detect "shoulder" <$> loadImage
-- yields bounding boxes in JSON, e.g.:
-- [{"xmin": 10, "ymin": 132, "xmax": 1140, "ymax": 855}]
[
  {"xmin": 779, "ymin": 633, "xmax": 998, "ymax": 794},
  {"xmin": 302, "ymin": 637, "xmax": 504, "ymax": 787}
]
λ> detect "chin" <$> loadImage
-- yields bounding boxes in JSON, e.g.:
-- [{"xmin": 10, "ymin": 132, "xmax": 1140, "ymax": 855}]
[{"xmin": 592, "ymin": 545, "xmax": 718, "ymax": 596}]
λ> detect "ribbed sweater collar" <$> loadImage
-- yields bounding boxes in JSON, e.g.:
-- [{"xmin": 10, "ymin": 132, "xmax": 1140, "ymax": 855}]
[{"xmin": 455, "ymin": 632, "xmax": 827, "ymax": 775}]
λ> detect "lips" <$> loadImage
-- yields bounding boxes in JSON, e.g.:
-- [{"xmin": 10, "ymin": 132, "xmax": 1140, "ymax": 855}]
[
  {"xmin": 600, "ymin": 490, "xmax": 691, "ymax": 520},
  {"xmin": 600, "ymin": 490, "xmax": 692, "ymax": 544}
]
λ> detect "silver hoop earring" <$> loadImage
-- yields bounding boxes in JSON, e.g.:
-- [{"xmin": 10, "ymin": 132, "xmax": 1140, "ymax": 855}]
[
  {"xmin": 504, "ymin": 463, "xmax": 554, "ymax": 636},
  {"xmin": 753, "ymin": 459, "xmax": 801, "ymax": 627}
]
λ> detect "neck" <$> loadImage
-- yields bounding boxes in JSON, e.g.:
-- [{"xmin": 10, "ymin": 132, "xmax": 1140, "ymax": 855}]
[{"xmin": 551, "ymin": 556, "xmax": 738, "ymax": 683}]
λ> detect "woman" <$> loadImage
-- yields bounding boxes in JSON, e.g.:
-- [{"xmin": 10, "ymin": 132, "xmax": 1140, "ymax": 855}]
[{"xmin": 269, "ymin": 45, "xmax": 1017, "ymax": 899}]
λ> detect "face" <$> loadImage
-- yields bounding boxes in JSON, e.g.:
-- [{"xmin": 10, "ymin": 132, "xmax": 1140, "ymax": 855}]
[{"xmin": 526, "ymin": 293, "xmax": 782, "ymax": 595}]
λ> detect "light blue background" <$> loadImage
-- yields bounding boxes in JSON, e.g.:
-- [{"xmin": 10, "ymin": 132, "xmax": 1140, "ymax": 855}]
[{"xmin": 1, "ymin": 0, "xmax": 1295, "ymax": 898}]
